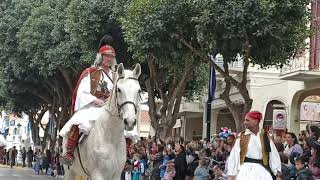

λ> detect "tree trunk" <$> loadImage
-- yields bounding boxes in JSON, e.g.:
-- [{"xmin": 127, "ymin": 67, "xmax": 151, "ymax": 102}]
[
  {"xmin": 159, "ymin": 125, "xmax": 172, "ymax": 141},
  {"xmin": 146, "ymin": 58, "xmax": 194, "ymax": 141},
  {"xmin": 41, "ymin": 125, "xmax": 49, "ymax": 151}
]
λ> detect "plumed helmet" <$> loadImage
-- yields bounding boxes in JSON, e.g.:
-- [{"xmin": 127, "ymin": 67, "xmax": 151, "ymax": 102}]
[
  {"xmin": 99, "ymin": 34, "xmax": 114, "ymax": 49},
  {"xmin": 98, "ymin": 34, "xmax": 115, "ymax": 56},
  {"xmin": 94, "ymin": 34, "xmax": 117, "ymax": 69}
]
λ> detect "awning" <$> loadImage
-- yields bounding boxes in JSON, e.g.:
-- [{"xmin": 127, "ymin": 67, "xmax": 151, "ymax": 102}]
[
  {"xmin": 173, "ymin": 119, "xmax": 181, "ymax": 128},
  {"xmin": 139, "ymin": 131, "xmax": 150, "ymax": 137}
]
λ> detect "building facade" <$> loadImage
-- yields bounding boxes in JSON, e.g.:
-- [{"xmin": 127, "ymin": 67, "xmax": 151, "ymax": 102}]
[{"xmin": 0, "ymin": 111, "xmax": 33, "ymax": 150}]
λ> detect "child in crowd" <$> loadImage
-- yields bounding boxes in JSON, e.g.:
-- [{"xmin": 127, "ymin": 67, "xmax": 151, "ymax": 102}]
[
  {"xmin": 132, "ymin": 153, "xmax": 142, "ymax": 180},
  {"xmin": 160, "ymin": 150, "xmax": 171, "ymax": 180},
  {"xmin": 194, "ymin": 159, "xmax": 210, "ymax": 180},
  {"xmin": 295, "ymin": 156, "xmax": 314, "ymax": 180},
  {"xmin": 164, "ymin": 162, "xmax": 175, "ymax": 180}
]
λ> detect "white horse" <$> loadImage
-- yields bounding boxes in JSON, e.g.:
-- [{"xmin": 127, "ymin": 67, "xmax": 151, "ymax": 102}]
[{"xmin": 63, "ymin": 63, "xmax": 141, "ymax": 180}]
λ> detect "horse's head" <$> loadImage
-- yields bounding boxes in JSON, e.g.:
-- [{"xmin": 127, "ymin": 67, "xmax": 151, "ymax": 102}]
[{"xmin": 114, "ymin": 63, "xmax": 141, "ymax": 131}]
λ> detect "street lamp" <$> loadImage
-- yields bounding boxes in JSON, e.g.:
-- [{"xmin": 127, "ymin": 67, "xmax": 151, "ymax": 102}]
[{"xmin": 206, "ymin": 54, "xmax": 221, "ymax": 139}]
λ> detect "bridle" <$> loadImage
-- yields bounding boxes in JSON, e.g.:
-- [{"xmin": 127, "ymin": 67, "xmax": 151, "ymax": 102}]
[{"xmin": 115, "ymin": 76, "xmax": 139, "ymax": 117}]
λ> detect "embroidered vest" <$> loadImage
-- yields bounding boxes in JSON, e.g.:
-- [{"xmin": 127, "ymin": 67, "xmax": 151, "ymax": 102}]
[
  {"xmin": 90, "ymin": 69, "xmax": 110, "ymax": 100},
  {"xmin": 239, "ymin": 129, "xmax": 270, "ymax": 166}
]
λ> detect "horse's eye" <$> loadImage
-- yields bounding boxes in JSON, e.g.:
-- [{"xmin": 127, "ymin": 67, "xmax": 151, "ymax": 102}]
[{"xmin": 117, "ymin": 88, "xmax": 121, "ymax": 93}]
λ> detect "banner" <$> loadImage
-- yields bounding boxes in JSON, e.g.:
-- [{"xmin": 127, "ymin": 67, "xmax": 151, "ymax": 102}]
[
  {"xmin": 273, "ymin": 109, "xmax": 287, "ymax": 130},
  {"xmin": 300, "ymin": 101, "xmax": 320, "ymax": 121}
]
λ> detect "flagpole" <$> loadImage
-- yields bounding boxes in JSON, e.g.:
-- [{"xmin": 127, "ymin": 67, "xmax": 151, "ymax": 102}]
[{"xmin": 207, "ymin": 57, "xmax": 216, "ymax": 140}]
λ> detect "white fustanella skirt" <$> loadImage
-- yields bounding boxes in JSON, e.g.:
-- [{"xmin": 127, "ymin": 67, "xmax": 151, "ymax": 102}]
[{"xmin": 236, "ymin": 162, "xmax": 273, "ymax": 180}]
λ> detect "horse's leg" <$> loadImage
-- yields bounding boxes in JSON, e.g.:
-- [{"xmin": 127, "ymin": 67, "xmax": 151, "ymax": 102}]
[
  {"xmin": 111, "ymin": 172, "xmax": 122, "ymax": 180},
  {"xmin": 64, "ymin": 167, "xmax": 76, "ymax": 180},
  {"xmin": 91, "ymin": 170, "xmax": 106, "ymax": 180}
]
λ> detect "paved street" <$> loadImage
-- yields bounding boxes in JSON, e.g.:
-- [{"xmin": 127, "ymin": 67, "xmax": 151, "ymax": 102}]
[{"xmin": 0, "ymin": 166, "xmax": 56, "ymax": 180}]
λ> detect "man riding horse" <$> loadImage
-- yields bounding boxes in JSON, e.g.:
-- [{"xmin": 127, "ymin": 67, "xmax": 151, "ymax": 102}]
[{"xmin": 60, "ymin": 35, "xmax": 138, "ymax": 165}]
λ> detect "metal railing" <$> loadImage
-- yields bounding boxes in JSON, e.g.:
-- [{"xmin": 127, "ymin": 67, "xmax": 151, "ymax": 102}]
[{"xmin": 280, "ymin": 56, "xmax": 311, "ymax": 75}]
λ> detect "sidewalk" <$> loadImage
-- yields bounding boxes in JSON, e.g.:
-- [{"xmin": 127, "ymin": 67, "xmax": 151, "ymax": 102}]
[
  {"xmin": 0, "ymin": 164, "xmax": 86, "ymax": 180},
  {"xmin": 0, "ymin": 164, "xmax": 25, "ymax": 170}
]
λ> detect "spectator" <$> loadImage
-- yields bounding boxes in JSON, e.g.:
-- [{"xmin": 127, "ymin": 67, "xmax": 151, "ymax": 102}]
[
  {"xmin": 160, "ymin": 150, "xmax": 171, "ymax": 180},
  {"xmin": 284, "ymin": 132, "xmax": 303, "ymax": 178},
  {"xmin": 151, "ymin": 147, "xmax": 163, "ymax": 180},
  {"xmin": 21, "ymin": 147, "xmax": 26, "ymax": 167},
  {"xmin": 279, "ymin": 151, "xmax": 291, "ymax": 180},
  {"xmin": 295, "ymin": 156, "xmax": 314, "ymax": 180},
  {"xmin": 306, "ymin": 124, "xmax": 320, "ymax": 179},
  {"xmin": 132, "ymin": 153, "xmax": 142, "ymax": 180},
  {"xmin": 284, "ymin": 132, "xmax": 303, "ymax": 165},
  {"xmin": 173, "ymin": 143, "xmax": 187, "ymax": 180},
  {"xmin": 299, "ymin": 130, "xmax": 307, "ymax": 145},
  {"xmin": 55, "ymin": 151, "xmax": 64, "ymax": 177},
  {"xmin": 185, "ymin": 142, "xmax": 199, "ymax": 180},
  {"xmin": 194, "ymin": 159, "xmax": 209, "ymax": 180},
  {"xmin": 164, "ymin": 162, "xmax": 175, "ymax": 180},
  {"xmin": 10, "ymin": 146, "xmax": 18, "ymax": 168},
  {"xmin": 44, "ymin": 149, "xmax": 52, "ymax": 175},
  {"xmin": 121, "ymin": 159, "xmax": 133, "ymax": 180},
  {"xmin": 27, "ymin": 147, "xmax": 33, "ymax": 168},
  {"xmin": 2, "ymin": 149, "xmax": 6, "ymax": 165},
  {"xmin": 36, "ymin": 152, "xmax": 44, "ymax": 175},
  {"xmin": 6, "ymin": 148, "xmax": 10, "ymax": 165}
]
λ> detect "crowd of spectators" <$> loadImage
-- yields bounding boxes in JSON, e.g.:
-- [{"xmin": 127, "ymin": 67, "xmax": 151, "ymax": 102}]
[{"xmin": 122, "ymin": 124, "xmax": 320, "ymax": 180}]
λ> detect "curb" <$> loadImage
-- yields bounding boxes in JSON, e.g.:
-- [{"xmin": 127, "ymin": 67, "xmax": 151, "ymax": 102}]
[{"xmin": 0, "ymin": 164, "xmax": 24, "ymax": 169}]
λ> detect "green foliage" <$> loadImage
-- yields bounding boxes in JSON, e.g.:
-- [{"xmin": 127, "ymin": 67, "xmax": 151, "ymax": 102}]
[
  {"xmin": 0, "ymin": 0, "xmax": 132, "ymax": 114},
  {"xmin": 121, "ymin": 0, "xmax": 207, "ymax": 98},
  {"xmin": 66, "ymin": 0, "xmax": 130, "ymax": 63},
  {"xmin": 185, "ymin": 63, "xmax": 210, "ymax": 101},
  {"xmin": 193, "ymin": 0, "xmax": 311, "ymax": 66},
  {"xmin": 121, "ymin": 0, "xmax": 198, "ymax": 65},
  {"xmin": 0, "ymin": 0, "xmax": 311, "ymax": 137}
]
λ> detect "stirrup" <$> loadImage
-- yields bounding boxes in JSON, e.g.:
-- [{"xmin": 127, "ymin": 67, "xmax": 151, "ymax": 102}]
[{"xmin": 61, "ymin": 155, "xmax": 74, "ymax": 166}]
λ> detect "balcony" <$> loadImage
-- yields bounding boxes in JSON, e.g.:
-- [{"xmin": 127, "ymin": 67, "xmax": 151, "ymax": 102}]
[
  {"xmin": 214, "ymin": 54, "xmax": 244, "ymax": 77},
  {"xmin": 280, "ymin": 56, "xmax": 320, "ymax": 81}
]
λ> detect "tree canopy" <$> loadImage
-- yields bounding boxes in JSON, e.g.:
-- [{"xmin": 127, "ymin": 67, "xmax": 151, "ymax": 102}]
[
  {"xmin": 0, "ymin": 0, "xmax": 311, "ymax": 142},
  {"xmin": 120, "ymin": 0, "xmax": 311, "ymax": 133}
]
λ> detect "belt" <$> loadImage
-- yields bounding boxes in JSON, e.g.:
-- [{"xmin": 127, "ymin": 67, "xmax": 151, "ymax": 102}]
[{"xmin": 244, "ymin": 157, "xmax": 263, "ymax": 164}]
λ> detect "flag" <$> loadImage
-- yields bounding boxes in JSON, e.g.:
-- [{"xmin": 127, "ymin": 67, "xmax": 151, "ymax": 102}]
[{"xmin": 208, "ymin": 66, "xmax": 216, "ymax": 102}]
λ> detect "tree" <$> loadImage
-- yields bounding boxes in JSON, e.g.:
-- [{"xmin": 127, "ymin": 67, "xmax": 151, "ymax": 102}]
[
  {"xmin": 0, "ymin": 0, "xmax": 79, "ymax": 148},
  {"xmin": 120, "ymin": 0, "xmax": 311, "ymax": 136},
  {"xmin": 65, "ymin": 0, "xmax": 131, "ymax": 64},
  {"xmin": 120, "ymin": 0, "xmax": 209, "ymax": 139},
  {"xmin": 0, "ymin": 0, "xmax": 132, "ymax": 148},
  {"xmin": 190, "ymin": 0, "xmax": 311, "ymax": 131}
]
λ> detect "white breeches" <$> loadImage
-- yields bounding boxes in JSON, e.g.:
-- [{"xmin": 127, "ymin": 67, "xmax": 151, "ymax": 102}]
[{"xmin": 59, "ymin": 106, "xmax": 140, "ymax": 143}]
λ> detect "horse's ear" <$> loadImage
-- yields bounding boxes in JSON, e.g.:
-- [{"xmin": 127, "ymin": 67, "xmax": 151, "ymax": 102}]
[
  {"xmin": 132, "ymin": 63, "xmax": 141, "ymax": 78},
  {"xmin": 117, "ymin": 63, "xmax": 125, "ymax": 78}
]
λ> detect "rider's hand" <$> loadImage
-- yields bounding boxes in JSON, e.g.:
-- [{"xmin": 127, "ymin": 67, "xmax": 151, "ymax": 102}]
[{"xmin": 93, "ymin": 99, "xmax": 105, "ymax": 107}]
